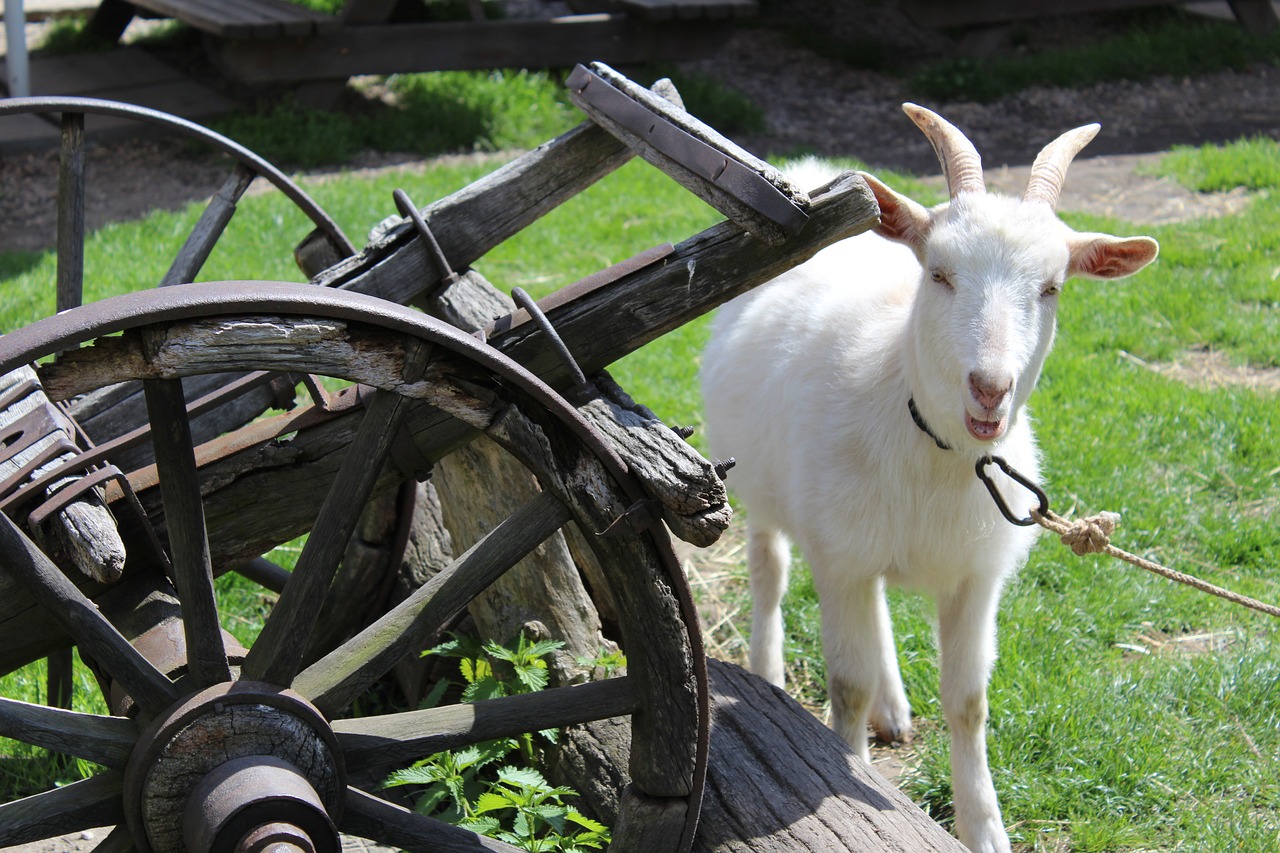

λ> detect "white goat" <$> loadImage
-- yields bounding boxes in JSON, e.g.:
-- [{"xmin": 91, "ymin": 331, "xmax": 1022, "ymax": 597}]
[{"xmin": 700, "ymin": 105, "xmax": 1159, "ymax": 853}]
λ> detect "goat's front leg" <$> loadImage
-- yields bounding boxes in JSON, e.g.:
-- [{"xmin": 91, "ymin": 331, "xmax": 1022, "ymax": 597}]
[
  {"xmin": 818, "ymin": 573, "xmax": 902, "ymax": 762},
  {"xmin": 937, "ymin": 573, "xmax": 1011, "ymax": 853}
]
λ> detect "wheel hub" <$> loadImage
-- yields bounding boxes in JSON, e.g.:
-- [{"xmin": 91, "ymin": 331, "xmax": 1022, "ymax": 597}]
[{"xmin": 122, "ymin": 682, "xmax": 345, "ymax": 853}]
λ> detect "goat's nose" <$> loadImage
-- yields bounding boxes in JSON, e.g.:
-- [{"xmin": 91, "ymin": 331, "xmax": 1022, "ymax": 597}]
[{"xmin": 969, "ymin": 372, "xmax": 1012, "ymax": 410}]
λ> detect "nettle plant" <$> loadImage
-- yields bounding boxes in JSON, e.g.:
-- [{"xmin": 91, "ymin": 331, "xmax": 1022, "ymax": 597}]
[{"xmin": 384, "ymin": 633, "xmax": 612, "ymax": 853}]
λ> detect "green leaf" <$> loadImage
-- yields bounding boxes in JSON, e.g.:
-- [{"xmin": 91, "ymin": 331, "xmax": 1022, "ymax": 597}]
[
  {"xmin": 473, "ymin": 790, "xmax": 518, "ymax": 814},
  {"xmin": 565, "ymin": 811, "xmax": 609, "ymax": 834},
  {"xmin": 514, "ymin": 665, "xmax": 550, "ymax": 693},
  {"xmin": 383, "ymin": 765, "xmax": 442, "ymax": 787},
  {"xmin": 497, "ymin": 766, "xmax": 549, "ymax": 790}
]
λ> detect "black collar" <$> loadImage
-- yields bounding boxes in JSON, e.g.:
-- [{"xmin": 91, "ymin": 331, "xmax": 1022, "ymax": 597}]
[{"xmin": 908, "ymin": 397, "xmax": 952, "ymax": 451}]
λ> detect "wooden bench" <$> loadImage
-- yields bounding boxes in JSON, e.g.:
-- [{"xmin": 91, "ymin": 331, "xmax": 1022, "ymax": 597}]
[
  {"xmin": 92, "ymin": 0, "xmax": 343, "ymax": 40},
  {"xmin": 89, "ymin": 0, "xmax": 756, "ymax": 85}
]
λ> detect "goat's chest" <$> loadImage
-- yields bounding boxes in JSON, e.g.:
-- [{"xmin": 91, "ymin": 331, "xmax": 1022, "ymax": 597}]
[{"xmin": 798, "ymin": 443, "xmax": 1033, "ymax": 589}]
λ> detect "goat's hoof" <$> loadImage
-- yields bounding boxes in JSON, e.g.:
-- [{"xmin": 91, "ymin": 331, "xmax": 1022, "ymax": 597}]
[
  {"xmin": 870, "ymin": 717, "xmax": 913, "ymax": 745},
  {"xmin": 869, "ymin": 698, "xmax": 913, "ymax": 744}
]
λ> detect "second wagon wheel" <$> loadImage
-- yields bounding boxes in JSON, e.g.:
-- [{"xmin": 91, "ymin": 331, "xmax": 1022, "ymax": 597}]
[{"xmin": 0, "ymin": 281, "xmax": 708, "ymax": 852}]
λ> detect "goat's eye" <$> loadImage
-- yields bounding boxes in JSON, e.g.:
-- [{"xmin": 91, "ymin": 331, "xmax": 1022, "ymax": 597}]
[
  {"xmin": 1041, "ymin": 282, "xmax": 1061, "ymax": 297},
  {"xmin": 930, "ymin": 269, "xmax": 953, "ymax": 289}
]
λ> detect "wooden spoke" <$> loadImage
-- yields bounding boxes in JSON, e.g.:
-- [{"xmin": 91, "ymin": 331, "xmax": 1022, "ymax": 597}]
[
  {"xmin": 294, "ymin": 491, "xmax": 571, "ymax": 715},
  {"xmin": 334, "ymin": 676, "xmax": 637, "ymax": 771},
  {"xmin": 0, "ymin": 771, "xmax": 124, "ymax": 848},
  {"xmin": 0, "ymin": 513, "xmax": 178, "ymax": 716},
  {"xmin": 161, "ymin": 163, "xmax": 256, "ymax": 287},
  {"xmin": 244, "ymin": 340, "xmax": 430, "ymax": 688},
  {"xmin": 143, "ymin": 378, "xmax": 231, "ymax": 687},
  {"xmin": 0, "ymin": 697, "xmax": 136, "ymax": 768},
  {"xmin": 56, "ymin": 111, "xmax": 86, "ymax": 314},
  {"xmin": 341, "ymin": 786, "xmax": 524, "ymax": 853}
]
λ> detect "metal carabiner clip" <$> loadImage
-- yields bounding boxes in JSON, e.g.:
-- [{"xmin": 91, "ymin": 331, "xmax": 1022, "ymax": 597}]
[{"xmin": 975, "ymin": 455, "xmax": 1050, "ymax": 527}]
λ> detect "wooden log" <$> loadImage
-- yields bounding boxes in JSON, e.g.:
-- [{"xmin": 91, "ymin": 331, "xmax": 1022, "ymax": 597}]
[
  {"xmin": 577, "ymin": 371, "xmax": 729, "ymax": 548},
  {"xmin": 694, "ymin": 658, "xmax": 966, "ymax": 853}
]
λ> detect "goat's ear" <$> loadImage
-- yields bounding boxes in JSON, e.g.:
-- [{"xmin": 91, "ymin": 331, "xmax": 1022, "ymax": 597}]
[
  {"xmin": 1068, "ymin": 233, "xmax": 1160, "ymax": 279},
  {"xmin": 859, "ymin": 172, "xmax": 932, "ymax": 251}
]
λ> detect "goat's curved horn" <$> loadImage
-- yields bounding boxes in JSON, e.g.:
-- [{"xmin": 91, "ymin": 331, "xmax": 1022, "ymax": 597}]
[
  {"xmin": 1023, "ymin": 123, "xmax": 1100, "ymax": 208},
  {"xmin": 903, "ymin": 103, "xmax": 985, "ymax": 198}
]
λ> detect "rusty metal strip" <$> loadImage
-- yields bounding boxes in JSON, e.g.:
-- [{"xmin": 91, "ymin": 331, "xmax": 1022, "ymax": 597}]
[
  {"xmin": 27, "ymin": 466, "xmax": 128, "ymax": 530},
  {"xmin": 0, "ymin": 433, "xmax": 79, "ymax": 509},
  {"xmin": 567, "ymin": 63, "xmax": 808, "ymax": 236},
  {"xmin": 0, "ymin": 377, "xmax": 40, "ymax": 412}
]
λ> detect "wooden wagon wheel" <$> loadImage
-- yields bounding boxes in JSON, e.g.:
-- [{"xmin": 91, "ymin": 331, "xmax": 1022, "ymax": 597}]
[
  {"xmin": 0, "ymin": 96, "xmax": 356, "ymax": 309},
  {"xmin": 0, "ymin": 281, "xmax": 708, "ymax": 853}
]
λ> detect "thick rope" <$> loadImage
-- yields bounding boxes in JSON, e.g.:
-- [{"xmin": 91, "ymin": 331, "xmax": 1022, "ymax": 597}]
[{"xmin": 1030, "ymin": 508, "xmax": 1280, "ymax": 620}]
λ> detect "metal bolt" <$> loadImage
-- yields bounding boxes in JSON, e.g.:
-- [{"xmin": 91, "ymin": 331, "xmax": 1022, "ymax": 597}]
[{"xmin": 714, "ymin": 457, "xmax": 735, "ymax": 480}]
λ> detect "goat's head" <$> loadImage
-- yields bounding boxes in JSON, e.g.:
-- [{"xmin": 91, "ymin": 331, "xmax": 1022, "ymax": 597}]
[{"xmin": 861, "ymin": 104, "xmax": 1159, "ymax": 451}]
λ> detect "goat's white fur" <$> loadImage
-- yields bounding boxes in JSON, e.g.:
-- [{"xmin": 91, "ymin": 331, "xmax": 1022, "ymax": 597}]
[{"xmin": 700, "ymin": 105, "xmax": 1158, "ymax": 853}]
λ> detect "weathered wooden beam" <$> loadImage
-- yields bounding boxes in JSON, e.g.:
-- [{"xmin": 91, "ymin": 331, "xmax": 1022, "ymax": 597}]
[{"xmin": 694, "ymin": 658, "xmax": 967, "ymax": 852}]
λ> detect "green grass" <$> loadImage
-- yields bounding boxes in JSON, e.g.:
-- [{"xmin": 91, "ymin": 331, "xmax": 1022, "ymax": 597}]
[{"xmin": 2, "ymin": 121, "xmax": 1279, "ymax": 850}]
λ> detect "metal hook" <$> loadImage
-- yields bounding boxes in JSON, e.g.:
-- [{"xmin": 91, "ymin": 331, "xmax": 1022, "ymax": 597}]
[
  {"xmin": 510, "ymin": 287, "xmax": 593, "ymax": 400},
  {"xmin": 975, "ymin": 455, "xmax": 1049, "ymax": 527},
  {"xmin": 393, "ymin": 188, "xmax": 460, "ymax": 292}
]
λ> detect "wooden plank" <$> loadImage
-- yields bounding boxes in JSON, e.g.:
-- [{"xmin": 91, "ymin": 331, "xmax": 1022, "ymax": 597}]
[
  {"xmin": 0, "ymin": 106, "xmax": 58, "ymax": 150},
  {"xmin": 209, "ymin": 15, "xmax": 734, "ymax": 83},
  {"xmin": 0, "ymin": 174, "xmax": 876, "ymax": 675},
  {"xmin": 9, "ymin": 50, "xmax": 238, "ymax": 138}
]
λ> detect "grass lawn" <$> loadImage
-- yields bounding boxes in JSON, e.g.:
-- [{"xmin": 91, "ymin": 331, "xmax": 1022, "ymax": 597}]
[{"xmin": 1, "ymin": 125, "xmax": 1278, "ymax": 852}]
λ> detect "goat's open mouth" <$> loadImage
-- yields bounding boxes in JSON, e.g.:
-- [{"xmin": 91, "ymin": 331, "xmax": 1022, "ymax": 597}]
[{"xmin": 966, "ymin": 413, "xmax": 1006, "ymax": 441}]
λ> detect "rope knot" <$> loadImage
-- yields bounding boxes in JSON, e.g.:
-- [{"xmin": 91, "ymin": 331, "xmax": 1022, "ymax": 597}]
[{"xmin": 1057, "ymin": 511, "xmax": 1120, "ymax": 555}]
